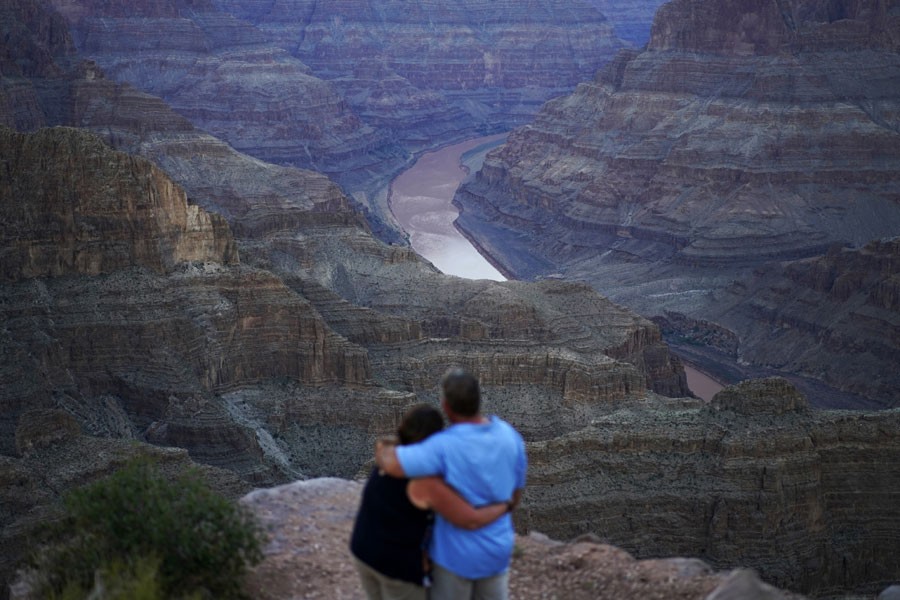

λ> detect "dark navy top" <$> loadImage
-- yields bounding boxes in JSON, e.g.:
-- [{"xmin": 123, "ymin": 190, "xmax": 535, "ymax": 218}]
[{"xmin": 350, "ymin": 467, "xmax": 432, "ymax": 585}]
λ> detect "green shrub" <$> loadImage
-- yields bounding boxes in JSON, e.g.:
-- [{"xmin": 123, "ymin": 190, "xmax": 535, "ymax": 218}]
[
  {"xmin": 49, "ymin": 556, "xmax": 171, "ymax": 600},
  {"xmin": 32, "ymin": 459, "xmax": 264, "ymax": 599}
]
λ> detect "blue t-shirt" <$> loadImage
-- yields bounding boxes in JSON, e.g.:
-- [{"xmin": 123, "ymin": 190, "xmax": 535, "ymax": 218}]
[{"xmin": 396, "ymin": 416, "xmax": 527, "ymax": 579}]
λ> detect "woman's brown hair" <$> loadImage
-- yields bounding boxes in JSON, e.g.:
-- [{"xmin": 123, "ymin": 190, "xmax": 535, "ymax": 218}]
[{"xmin": 397, "ymin": 404, "xmax": 444, "ymax": 445}]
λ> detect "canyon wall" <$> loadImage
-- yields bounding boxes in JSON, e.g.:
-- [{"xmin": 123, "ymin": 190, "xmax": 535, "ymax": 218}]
[
  {"xmin": 44, "ymin": 0, "xmax": 634, "ymax": 225},
  {"xmin": 523, "ymin": 378, "xmax": 900, "ymax": 596},
  {"xmin": 45, "ymin": 0, "xmax": 391, "ymax": 184},
  {"xmin": 455, "ymin": 0, "xmax": 900, "ymax": 405},
  {"xmin": 219, "ymin": 0, "xmax": 625, "ymax": 136},
  {"xmin": 3, "ymin": 2, "xmax": 898, "ymax": 596},
  {"xmin": 0, "ymin": 0, "xmax": 690, "ymax": 485}
]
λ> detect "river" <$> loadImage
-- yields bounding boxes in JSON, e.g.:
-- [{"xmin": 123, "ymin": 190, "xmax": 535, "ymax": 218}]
[
  {"xmin": 389, "ymin": 134, "xmax": 726, "ymax": 400},
  {"xmin": 389, "ymin": 134, "xmax": 508, "ymax": 281},
  {"xmin": 682, "ymin": 365, "xmax": 725, "ymax": 402}
]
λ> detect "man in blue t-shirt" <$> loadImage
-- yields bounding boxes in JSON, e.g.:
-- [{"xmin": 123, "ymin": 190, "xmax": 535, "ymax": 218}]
[{"xmin": 376, "ymin": 368, "xmax": 527, "ymax": 600}]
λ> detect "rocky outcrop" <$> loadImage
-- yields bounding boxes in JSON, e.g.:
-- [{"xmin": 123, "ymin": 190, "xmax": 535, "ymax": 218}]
[
  {"xmin": 239, "ymin": 477, "xmax": 798, "ymax": 600},
  {"xmin": 522, "ymin": 378, "xmax": 900, "ymax": 596},
  {"xmin": 0, "ymin": 126, "xmax": 237, "ymax": 280},
  {"xmin": 0, "ymin": 127, "xmax": 377, "ymax": 482},
  {"xmin": 455, "ymin": 0, "xmax": 900, "ymax": 406}
]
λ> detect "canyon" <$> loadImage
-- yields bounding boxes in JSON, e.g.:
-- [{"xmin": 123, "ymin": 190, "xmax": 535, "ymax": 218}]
[
  {"xmin": 44, "ymin": 0, "xmax": 641, "ymax": 232},
  {"xmin": 1, "ymin": 0, "xmax": 899, "ymax": 597},
  {"xmin": 455, "ymin": 0, "xmax": 900, "ymax": 406}
]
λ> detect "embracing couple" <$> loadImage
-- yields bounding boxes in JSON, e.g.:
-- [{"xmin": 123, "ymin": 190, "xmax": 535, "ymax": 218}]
[{"xmin": 350, "ymin": 367, "xmax": 527, "ymax": 600}]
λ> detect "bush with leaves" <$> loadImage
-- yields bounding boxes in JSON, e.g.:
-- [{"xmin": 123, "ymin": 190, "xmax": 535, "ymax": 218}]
[{"xmin": 31, "ymin": 459, "xmax": 264, "ymax": 599}]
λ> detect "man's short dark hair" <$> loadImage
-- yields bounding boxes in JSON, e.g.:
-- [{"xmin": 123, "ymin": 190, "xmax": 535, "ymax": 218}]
[{"xmin": 441, "ymin": 367, "xmax": 481, "ymax": 417}]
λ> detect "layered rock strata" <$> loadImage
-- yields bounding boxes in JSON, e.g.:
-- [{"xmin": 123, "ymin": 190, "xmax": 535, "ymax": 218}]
[
  {"xmin": 667, "ymin": 238, "xmax": 900, "ymax": 402},
  {"xmin": 522, "ymin": 378, "xmax": 900, "ymax": 596},
  {"xmin": 0, "ymin": 127, "xmax": 237, "ymax": 280},
  {"xmin": 226, "ymin": 0, "xmax": 625, "ymax": 130},
  {"xmin": 455, "ymin": 0, "xmax": 900, "ymax": 406},
  {"xmin": 48, "ymin": 0, "xmax": 631, "ymax": 218},
  {"xmin": 0, "ymin": 126, "xmax": 376, "ymax": 483},
  {"xmin": 1, "ymin": 5, "xmax": 897, "ymax": 597},
  {"xmin": 45, "ymin": 0, "xmax": 392, "ymax": 183}
]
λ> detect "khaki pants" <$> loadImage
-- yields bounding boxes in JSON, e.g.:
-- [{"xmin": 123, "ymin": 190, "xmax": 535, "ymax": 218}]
[
  {"xmin": 353, "ymin": 556, "xmax": 427, "ymax": 600},
  {"xmin": 429, "ymin": 562, "xmax": 509, "ymax": 600}
]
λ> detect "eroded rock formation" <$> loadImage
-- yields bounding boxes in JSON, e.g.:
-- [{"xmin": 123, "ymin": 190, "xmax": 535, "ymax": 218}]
[
  {"xmin": 0, "ymin": 127, "xmax": 237, "ymax": 280},
  {"xmin": 523, "ymin": 378, "xmax": 900, "ymax": 595},
  {"xmin": 3, "ymin": 3, "xmax": 896, "ymax": 597},
  {"xmin": 455, "ymin": 0, "xmax": 900, "ymax": 405},
  {"xmin": 0, "ymin": 116, "xmax": 688, "ymax": 485},
  {"xmin": 45, "ymin": 0, "xmax": 389, "ymax": 183},
  {"xmin": 43, "ymin": 0, "xmax": 634, "ymax": 224}
]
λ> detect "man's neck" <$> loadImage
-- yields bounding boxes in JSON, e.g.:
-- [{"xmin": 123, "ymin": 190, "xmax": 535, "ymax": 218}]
[{"xmin": 449, "ymin": 413, "xmax": 488, "ymax": 425}]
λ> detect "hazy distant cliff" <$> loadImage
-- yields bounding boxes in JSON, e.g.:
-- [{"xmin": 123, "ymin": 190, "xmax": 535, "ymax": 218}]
[
  {"xmin": 455, "ymin": 0, "xmax": 900, "ymax": 405},
  {"xmin": 44, "ymin": 0, "xmax": 634, "ymax": 224}
]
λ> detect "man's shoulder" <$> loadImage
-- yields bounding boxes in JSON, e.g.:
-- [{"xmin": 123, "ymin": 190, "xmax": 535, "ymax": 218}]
[{"xmin": 489, "ymin": 416, "xmax": 525, "ymax": 441}]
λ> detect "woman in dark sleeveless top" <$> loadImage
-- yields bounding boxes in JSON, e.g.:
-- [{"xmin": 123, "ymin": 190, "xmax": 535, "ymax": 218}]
[{"xmin": 350, "ymin": 404, "xmax": 509, "ymax": 600}]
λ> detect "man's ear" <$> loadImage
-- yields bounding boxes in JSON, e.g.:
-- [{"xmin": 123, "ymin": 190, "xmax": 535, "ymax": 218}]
[{"xmin": 440, "ymin": 396, "xmax": 452, "ymax": 420}]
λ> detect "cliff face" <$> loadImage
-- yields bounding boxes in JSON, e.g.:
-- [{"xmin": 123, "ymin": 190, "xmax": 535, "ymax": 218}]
[
  {"xmin": 686, "ymin": 238, "xmax": 900, "ymax": 402},
  {"xmin": 237, "ymin": 477, "xmax": 798, "ymax": 600},
  {"xmin": 0, "ymin": 127, "xmax": 237, "ymax": 280},
  {"xmin": 45, "ymin": 0, "xmax": 392, "ymax": 185},
  {"xmin": 226, "ymin": 0, "xmax": 624, "ymax": 120},
  {"xmin": 0, "ymin": 127, "xmax": 376, "ymax": 483},
  {"xmin": 43, "ymin": 0, "xmax": 631, "ymax": 213},
  {"xmin": 523, "ymin": 378, "xmax": 900, "ymax": 596},
  {"xmin": 454, "ymin": 0, "xmax": 900, "ymax": 406}
]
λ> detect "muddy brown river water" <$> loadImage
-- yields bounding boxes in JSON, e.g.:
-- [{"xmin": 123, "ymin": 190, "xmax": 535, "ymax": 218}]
[
  {"xmin": 389, "ymin": 134, "xmax": 726, "ymax": 399},
  {"xmin": 389, "ymin": 134, "xmax": 508, "ymax": 281}
]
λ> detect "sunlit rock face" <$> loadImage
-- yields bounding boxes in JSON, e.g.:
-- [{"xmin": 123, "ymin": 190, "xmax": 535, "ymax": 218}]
[
  {"xmin": 0, "ymin": 127, "xmax": 237, "ymax": 280},
  {"xmin": 524, "ymin": 378, "xmax": 900, "ymax": 596},
  {"xmin": 0, "ymin": 127, "xmax": 375, "ymax": 482},
  {"xmin": 454, "ymin": 0, "xmax": 900, "ymax": 406}
]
